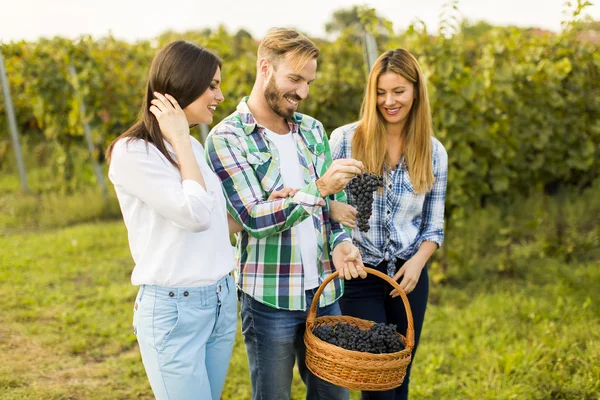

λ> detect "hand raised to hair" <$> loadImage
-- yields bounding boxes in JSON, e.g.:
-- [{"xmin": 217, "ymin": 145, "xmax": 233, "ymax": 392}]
[{"xmin": 149, "ymin": 92, "xmax": 190, "ymax": 146}]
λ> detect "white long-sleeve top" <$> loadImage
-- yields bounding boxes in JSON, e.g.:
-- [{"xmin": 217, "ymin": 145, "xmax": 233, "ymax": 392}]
[{"xmin": 108, "ymin": 136, "xmax": 235, "ymax": 287}]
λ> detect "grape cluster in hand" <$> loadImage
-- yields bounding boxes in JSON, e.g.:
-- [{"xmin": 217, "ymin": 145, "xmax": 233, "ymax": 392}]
[
  {"xmin": 312, "ymin": 322, "xmax": 405, "ymax": 354},
  {"xmin": 346, "ymin": 173, "xmax": 384, "ymax": 232}
]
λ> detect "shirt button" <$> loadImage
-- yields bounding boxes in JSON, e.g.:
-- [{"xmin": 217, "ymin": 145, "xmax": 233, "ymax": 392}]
[
  {"xmin": 387, "ymin": 210, "xmax": 391, "ymax": 215},
  {"xmin": 168, "ymin": 291, "xmax": 175, "ymax": 297},
  {"xmin": 183, "ymin": 291, "xmax": 189, "ymax": 297}
]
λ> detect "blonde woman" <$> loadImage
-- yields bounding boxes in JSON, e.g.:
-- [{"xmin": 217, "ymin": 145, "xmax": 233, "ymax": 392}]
[{"xmin": 330, "ymin": 48, "xmax": 448, "ymax": 400}]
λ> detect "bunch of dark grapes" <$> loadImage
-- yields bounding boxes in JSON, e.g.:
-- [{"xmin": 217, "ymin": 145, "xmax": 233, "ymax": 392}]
[
  {"xmin": 346, "ymin": 173, "xmax": 384, "ymax": 232},
  {"xmin": 312, "ymin": 322, "xmax": 404, "ymax": 354}
]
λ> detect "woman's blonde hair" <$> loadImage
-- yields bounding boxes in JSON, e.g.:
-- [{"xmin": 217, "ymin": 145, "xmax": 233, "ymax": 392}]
[
  {"xmin": 352, "ymin": 49, "xmax": 434, "ymax": 193},
  {"xmin": 258, "ymin": 28, "xmax": 319, "ymax": 72}
]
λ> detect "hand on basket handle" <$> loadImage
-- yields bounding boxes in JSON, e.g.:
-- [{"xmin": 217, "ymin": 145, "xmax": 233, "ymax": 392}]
[{"xmin": 332, "ymin": 241, "xmax": 367, "ymax": 280}]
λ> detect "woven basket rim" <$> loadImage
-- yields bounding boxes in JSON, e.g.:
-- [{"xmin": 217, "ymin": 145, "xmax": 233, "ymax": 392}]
[
  {"xmin": 306, "ymin": 267, "xmax": 415, "ymax": 347},
  {"xmin": 306, "ymin": 315, "xmax": 413, "ymax": 359}
]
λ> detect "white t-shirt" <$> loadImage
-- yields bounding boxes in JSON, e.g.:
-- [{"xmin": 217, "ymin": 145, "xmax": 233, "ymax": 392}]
[
  {"xmin": 108, "ymin": 137, "xmax": 235, "ymax": 287},
  {"xmin": 264, "ymin": 129, "xmax": 319, "ymax": 289}
]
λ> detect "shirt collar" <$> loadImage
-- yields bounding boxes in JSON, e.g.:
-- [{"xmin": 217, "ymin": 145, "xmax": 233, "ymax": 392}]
[{"xmin": 236, "ymin": 96, "xmax": 301, "ymax": 136}]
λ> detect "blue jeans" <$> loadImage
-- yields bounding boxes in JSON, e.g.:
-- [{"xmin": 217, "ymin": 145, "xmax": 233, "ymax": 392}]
[
  {"xmin": 133, "ymin": 273, "xmax": 237, "ymax": 400},
  {"xmin": 240, "ymin": 290, "xmax": 350, "ymax": 400}
]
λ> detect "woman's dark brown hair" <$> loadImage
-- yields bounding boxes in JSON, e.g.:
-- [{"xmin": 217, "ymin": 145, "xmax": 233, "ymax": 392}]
[{"xmin": 106, "ymin": 41, "xmax": 221, "ymax": 167}]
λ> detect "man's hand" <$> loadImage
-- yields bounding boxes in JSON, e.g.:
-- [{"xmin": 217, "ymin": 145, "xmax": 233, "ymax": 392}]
[
  {"xmin": 267, "ymin": 187, "xmax": 299, "ymax": 201},
  {"xmin": 316, "ymin": 159, "xmax": 364, "ymax": 197},
  {"xmin": 332, "ymin": 241, "xmax": 367, "ymax": 280}
]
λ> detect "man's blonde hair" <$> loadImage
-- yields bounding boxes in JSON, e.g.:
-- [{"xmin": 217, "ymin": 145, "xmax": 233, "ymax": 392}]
[{"xmin": 258, "ymin": 28, "xmax": 319, "ymax": 72}]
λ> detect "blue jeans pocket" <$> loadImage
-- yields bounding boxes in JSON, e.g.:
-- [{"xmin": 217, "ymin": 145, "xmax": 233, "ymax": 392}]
[
  {"xmin": 240, "ymin": 293, "xmax": 255, "ymax": 337},
  {"xmin": 152, "ymin": 297, "xmax": 181, "ymax": 354}
]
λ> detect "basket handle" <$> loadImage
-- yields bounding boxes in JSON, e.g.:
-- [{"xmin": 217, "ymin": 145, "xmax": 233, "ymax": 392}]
[{"xmin": 306, "ymin": 267, "xmax": 415, "ymax": 348}]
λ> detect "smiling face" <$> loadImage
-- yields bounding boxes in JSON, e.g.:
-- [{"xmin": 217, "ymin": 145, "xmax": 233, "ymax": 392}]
[
  {"xmin": 263, "ymin": 57, "xmax": 317, "ymax": 119},
  {"xmin": 183, "ymin": 66, "xmax": 224, "ymax": 124},
  {"xmin": 376, "ymin": 71, "xmax": 415, "ymax": 127}
]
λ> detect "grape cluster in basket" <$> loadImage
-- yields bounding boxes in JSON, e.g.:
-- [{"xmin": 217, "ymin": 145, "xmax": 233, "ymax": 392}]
[
  {"xmin": 346, "ymin": 173, "xmax": 384, "ymax": 232},
  {"xmin": 312, "ymin": 322, "xmax": 404, "ymax": 354}
]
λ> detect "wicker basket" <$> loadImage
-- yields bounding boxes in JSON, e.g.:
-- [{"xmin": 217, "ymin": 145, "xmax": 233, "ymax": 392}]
[{"xmin": 304, "ymin": 267, "xmax": 415, "ymax": 391}]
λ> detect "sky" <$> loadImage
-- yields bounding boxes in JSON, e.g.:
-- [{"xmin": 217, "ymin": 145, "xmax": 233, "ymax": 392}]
[{"xmin": 1, "ymin": 0, "xmax": 599, "ymax": 43}]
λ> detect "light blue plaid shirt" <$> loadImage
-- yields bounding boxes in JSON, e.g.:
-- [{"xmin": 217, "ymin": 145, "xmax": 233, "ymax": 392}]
[{"xmin": 330, "ymin": 122, "xmax": 448, "ymax": 276}]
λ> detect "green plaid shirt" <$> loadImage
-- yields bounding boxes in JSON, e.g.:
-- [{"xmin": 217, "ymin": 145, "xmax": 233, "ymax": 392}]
[{"xmin": 205, "ymin": 97, "xmax": 349, "ymax": 311}]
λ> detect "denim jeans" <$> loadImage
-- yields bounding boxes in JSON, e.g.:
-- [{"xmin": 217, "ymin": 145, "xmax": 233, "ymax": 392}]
[
  {"xmin": 133, "ymin": 273, "xmax": 237, "ymax": 400},
  {"xmin": 339, "ymin": 261, "xmax": 429, "ymax": 400},
  {"xmin": 240, "ymin": 289, "xmax": 349, "ymax": 400}
]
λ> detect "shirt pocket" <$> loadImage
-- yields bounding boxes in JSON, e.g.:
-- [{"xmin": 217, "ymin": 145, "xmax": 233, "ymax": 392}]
[
  {"xmin": 306, "ymin": 142, "xmax": 326, "ymax": 177},
  {"xmin": 398, "ymin": 168, "xmax": 418, "ymax": 195},
  {"xmin": 394, "ymin": 169, "xmax": 425, "ymax": 212},
  {"xmin": 246, "ymin": 151, "xmax": 281, "ymax": 194}
]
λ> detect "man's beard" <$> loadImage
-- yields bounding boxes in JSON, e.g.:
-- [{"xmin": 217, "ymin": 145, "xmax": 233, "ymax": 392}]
[{"xmin": 264, "ymin": 75, "xmax": 301, "ymax": 119}]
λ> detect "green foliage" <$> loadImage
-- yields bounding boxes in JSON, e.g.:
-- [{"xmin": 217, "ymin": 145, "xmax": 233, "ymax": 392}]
[
  {"xmin": 0, "ymin": 185, "xmax": 120, "ymax": 234},
  {"xmin": 429, "ymin": 182, "xmax": 600, "ymax": 285},
  {"xmin": 0, "ymin": 36, "xmax": 153, "ymax": 191},
  {"xmin": 2, "ymin": 11, "xmax": 599, "ymax": 215},
  {"xmin": 387, "ymin": 16, "xmax": 600, "ymax": 220},
  {"xmin": 0, "ymin": 147, "xmax": 121, "ymax": 233},
  {"xmin": 415, "ymin": 262, "xmax": 600, "ymax": 399}
]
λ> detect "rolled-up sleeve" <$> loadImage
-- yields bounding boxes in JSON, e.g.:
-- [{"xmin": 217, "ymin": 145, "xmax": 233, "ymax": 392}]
[
  {"xmin": 108, "ymin": 140, "xmax": 215, "ymax": 232},
  {"xmin": 205, "ymin": 129, "xmax": 325, "ymax": 239},
  {"xmin": 416, "ymin": 140, "xmax": 448, "ymax": 248}
]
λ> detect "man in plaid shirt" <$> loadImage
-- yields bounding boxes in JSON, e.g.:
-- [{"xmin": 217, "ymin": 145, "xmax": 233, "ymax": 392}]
[{"xmin": 206, "ymin": 28, "xmax": 365, "ymax": 399}]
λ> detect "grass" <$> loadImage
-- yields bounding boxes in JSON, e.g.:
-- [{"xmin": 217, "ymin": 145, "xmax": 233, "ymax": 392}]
[
  {"xmin": 0, "ymin": 221, "xmax": 598, "ymax": 399},
  {"xmin": 0, "ymin": 168, "xmax": 121, "ymax": 235}
]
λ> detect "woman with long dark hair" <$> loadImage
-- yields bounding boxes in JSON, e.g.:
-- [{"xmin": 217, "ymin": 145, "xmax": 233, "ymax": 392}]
[
  {"xmin": 330, "ymin": 48, "xmax": 448, "ymax": 399},
  {"xmin": 106, "ymin": 41, "xmax": 237, "ymax": 400}
]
